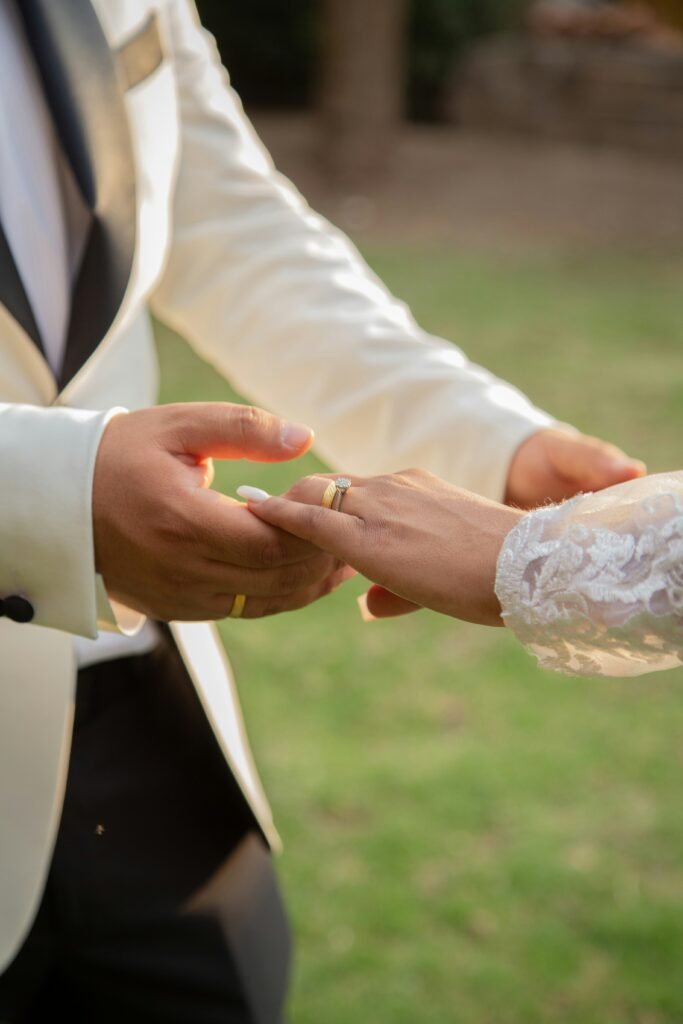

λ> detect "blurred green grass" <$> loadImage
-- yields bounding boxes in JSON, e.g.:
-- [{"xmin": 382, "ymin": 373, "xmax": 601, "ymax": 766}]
[{"xmin": 156, "ymin": 247, "xmax": 683, "ymax": 1024}]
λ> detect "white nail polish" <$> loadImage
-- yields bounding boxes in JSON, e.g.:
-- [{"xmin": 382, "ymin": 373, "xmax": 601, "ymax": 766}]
[
  {"xmin": 357, "ymin": 593, "xmax": 377, "ymax": 623},
  {"xmin": 237, "ymin": 485, "xmax": 271, "ymax": 503}
]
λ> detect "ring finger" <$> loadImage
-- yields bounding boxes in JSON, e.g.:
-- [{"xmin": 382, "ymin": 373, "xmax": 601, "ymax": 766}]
[
  {"xmin": 214, "ymin": 564, "xmax": 357, "ymax": 621},
  {"xmin": 202, "ymin": 549, "xmax": 344, "ymax": 597},
  {"xmin": 284, "ymin": 474, "xmax": 368, "ymax": 518}
]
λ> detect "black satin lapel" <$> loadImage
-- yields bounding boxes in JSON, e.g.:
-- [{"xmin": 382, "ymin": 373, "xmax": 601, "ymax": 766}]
[
  {"xmin": 0, "ymin": 223, "xmax": 45, "ymax": 357},
  {"xmin": 19, "ymin": 0, "xmax": 137, "ymax": 389}
]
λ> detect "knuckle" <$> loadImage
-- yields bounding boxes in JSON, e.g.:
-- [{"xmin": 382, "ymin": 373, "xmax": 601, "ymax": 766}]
[
  {"xmin": 161, "ymin": 404, "xmax": 198, "ymax": 450},
  {"xmin": 291, "ymin": 555, "xmax": 331, "ymax": 591},
  {"xmin": 272, "ymin": 561, "xmax": 306, "ymax": 595},
  {"xmin": 234, "ymin": 404, "xmax": 265, "ymax": 442},
  {"xmin": 399, "ymin": 467, "xmax": 430, "ymax": 483},
  {"xmin": 285, "ymin": 475, "xmax": 320, "ymax": 503},
  {"xmin": 157, "ymin": 402, "xmax": 182, "ymax": 432},
  {"xmin": 159, "ymin": 565, "xmax": 191, "ymax": 591},
  {"xmin": 364, "ymin": 515, "xmax": 389, "ymax": 549},
  {"xmin": 302, "ymin": 504, "xmax": 325, "ymax": 531},
  {"xmin": 257, "ymin": 537, "xmax": 287, "ymax": 570}
]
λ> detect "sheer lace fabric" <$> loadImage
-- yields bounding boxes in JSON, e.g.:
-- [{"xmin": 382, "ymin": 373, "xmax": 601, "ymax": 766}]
[{"xmin": 495, "ymin": 473, "xmax": 683, "ymax": 676}]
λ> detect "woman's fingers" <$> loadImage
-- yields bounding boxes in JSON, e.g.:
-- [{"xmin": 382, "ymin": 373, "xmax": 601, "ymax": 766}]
[
  {"xmin": 238, "ymin": 473, "xmax": 368, "ymax": 563},
  {"xmin": 241, "ymin": 491, "xmax": 362, "ymax": 562}
]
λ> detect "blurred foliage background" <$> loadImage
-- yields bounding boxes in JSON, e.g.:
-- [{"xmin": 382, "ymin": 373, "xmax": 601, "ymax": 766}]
[
  {"xmin": 179, "ymin": 2, "xmax": 683, "ymax": 1021},
  {"xmin": 196, "ymin": 0, "xmax": 530, "ymax": 120}
]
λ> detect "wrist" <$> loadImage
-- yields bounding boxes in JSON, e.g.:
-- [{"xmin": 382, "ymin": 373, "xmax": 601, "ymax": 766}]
[
  {"xmin": 489, "ymin": 505, "xmax": 525, "ymax": 623},
  {"xmin": 92, "ymin": 409, "xmax": 130, "ymax": 577}
]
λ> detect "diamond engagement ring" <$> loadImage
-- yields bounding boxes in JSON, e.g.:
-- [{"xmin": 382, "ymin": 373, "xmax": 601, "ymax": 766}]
[
  {"xmin": 320, "ymin": 477, "xmax": 352, "ymax": 511},
  {"xmin": 332, "ymin": 477, "xmax": 352, "ymax": 512}
]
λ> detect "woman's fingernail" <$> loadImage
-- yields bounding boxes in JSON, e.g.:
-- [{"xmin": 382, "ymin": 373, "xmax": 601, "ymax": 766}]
[
  {"xmin": 237, "ymin": 485, "xmax": 271, "ymax": 503},
  {"xmin": 281, "ymin": 422, "xmax": 314, "ymax": 451},
  {"xmin": 357, "ymin": 593, "xmax": 377, "ymax": 623}
]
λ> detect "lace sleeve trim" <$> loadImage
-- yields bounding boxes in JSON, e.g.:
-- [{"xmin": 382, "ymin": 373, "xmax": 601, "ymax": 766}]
[{"xmin": 495, "ymin": 492, "xmax": 683, "ymax": 677}]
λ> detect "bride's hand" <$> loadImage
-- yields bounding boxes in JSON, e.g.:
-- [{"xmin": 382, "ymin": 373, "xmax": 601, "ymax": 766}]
[{"xmin": 238, "ymin": 471, "xmax": 523, "ymax": 626}]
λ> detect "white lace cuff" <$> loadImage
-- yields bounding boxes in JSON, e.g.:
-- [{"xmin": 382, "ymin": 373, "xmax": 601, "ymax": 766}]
[{"xmin": 495, "ymin": 473, "xmax": 683, "ymax": 677}]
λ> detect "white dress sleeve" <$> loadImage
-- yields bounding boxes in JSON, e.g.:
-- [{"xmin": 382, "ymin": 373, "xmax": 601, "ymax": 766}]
[{"xmin": 495, "ymin": 472, "xmax": 683, "ymax": 677}]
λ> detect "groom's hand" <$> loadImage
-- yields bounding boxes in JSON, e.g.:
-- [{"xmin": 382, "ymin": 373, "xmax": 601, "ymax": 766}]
[
  {"xmin": 93, "ymin": 403, "xmax": 349, "ymax": 622},
  {"xmin": 504, "ymin": 428, "xmax": 646, "ymax": 508}
]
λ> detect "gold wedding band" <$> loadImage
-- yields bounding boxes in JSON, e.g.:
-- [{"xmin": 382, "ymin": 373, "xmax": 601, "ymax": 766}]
[
  {"xmin": 321, "ymin": 482, "xmax": 337, "ymax": 509},
  {"xmin": 229, "ymin": 594, "xmax": 247, "ymax": 619},
  {"xmin": 321, "ymin": 477, "xmax": 352, "ymax": 512}
]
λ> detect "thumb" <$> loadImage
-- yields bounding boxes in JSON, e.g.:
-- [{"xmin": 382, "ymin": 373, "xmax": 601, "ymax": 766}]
[{"xmin": 166, "ymin": 402, "xmax": 314, "ymax": 463}]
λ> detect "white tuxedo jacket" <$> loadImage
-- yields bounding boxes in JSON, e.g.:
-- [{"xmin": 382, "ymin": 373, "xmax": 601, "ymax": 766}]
[{"xmin": 0, "ymin": 0, "xmax": 555, "ymax": 970}]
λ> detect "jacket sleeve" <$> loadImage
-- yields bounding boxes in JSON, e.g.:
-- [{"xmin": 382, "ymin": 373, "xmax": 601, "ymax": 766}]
[
  {"xmin": 151, "ymin": 0, "xmax": 557, "ymax": 502},
  {"xmin": 0, "ymin": 401, "xmax": 127, "ymax": 637}
]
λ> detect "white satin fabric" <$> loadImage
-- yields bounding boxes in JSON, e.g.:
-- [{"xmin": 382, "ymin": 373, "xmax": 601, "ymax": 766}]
[{"xmin": 496, "ymin": 472, "xmax": 683, "ymax": 677}]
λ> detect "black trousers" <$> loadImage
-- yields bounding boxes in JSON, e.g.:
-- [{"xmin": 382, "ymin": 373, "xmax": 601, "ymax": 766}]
[{"xmin": 0, "ymin": 631, "xmax": 291, "ymax": 1024}]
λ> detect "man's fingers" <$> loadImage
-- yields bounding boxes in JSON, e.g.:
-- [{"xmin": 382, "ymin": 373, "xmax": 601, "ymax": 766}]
[
  {"xmin": 217, "ymin": 565, "xmax": 355, "ymax": 620},
  {"xmin": 166, "ymin": 402, "xmax": 314, "ymax": 463},
  {"xmin": 556, "ymin": 434, "xmax": 646, "ymax": 489},
  {"xmin": 192, "ymin": 490, "xmax": 324, "ymax": 566},
  {"xmin": 202, "ymin": 549, "xmax": 344, "ymax": 596},
  {"xmin": 508, "ymin": 429, "xmax": 648, "ymax": 507}
]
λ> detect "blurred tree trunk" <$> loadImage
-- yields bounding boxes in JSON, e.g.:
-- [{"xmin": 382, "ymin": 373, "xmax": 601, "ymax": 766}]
[{"xmin": 317, "ymin": 0, "xmax": 408, "ymax": 189}]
